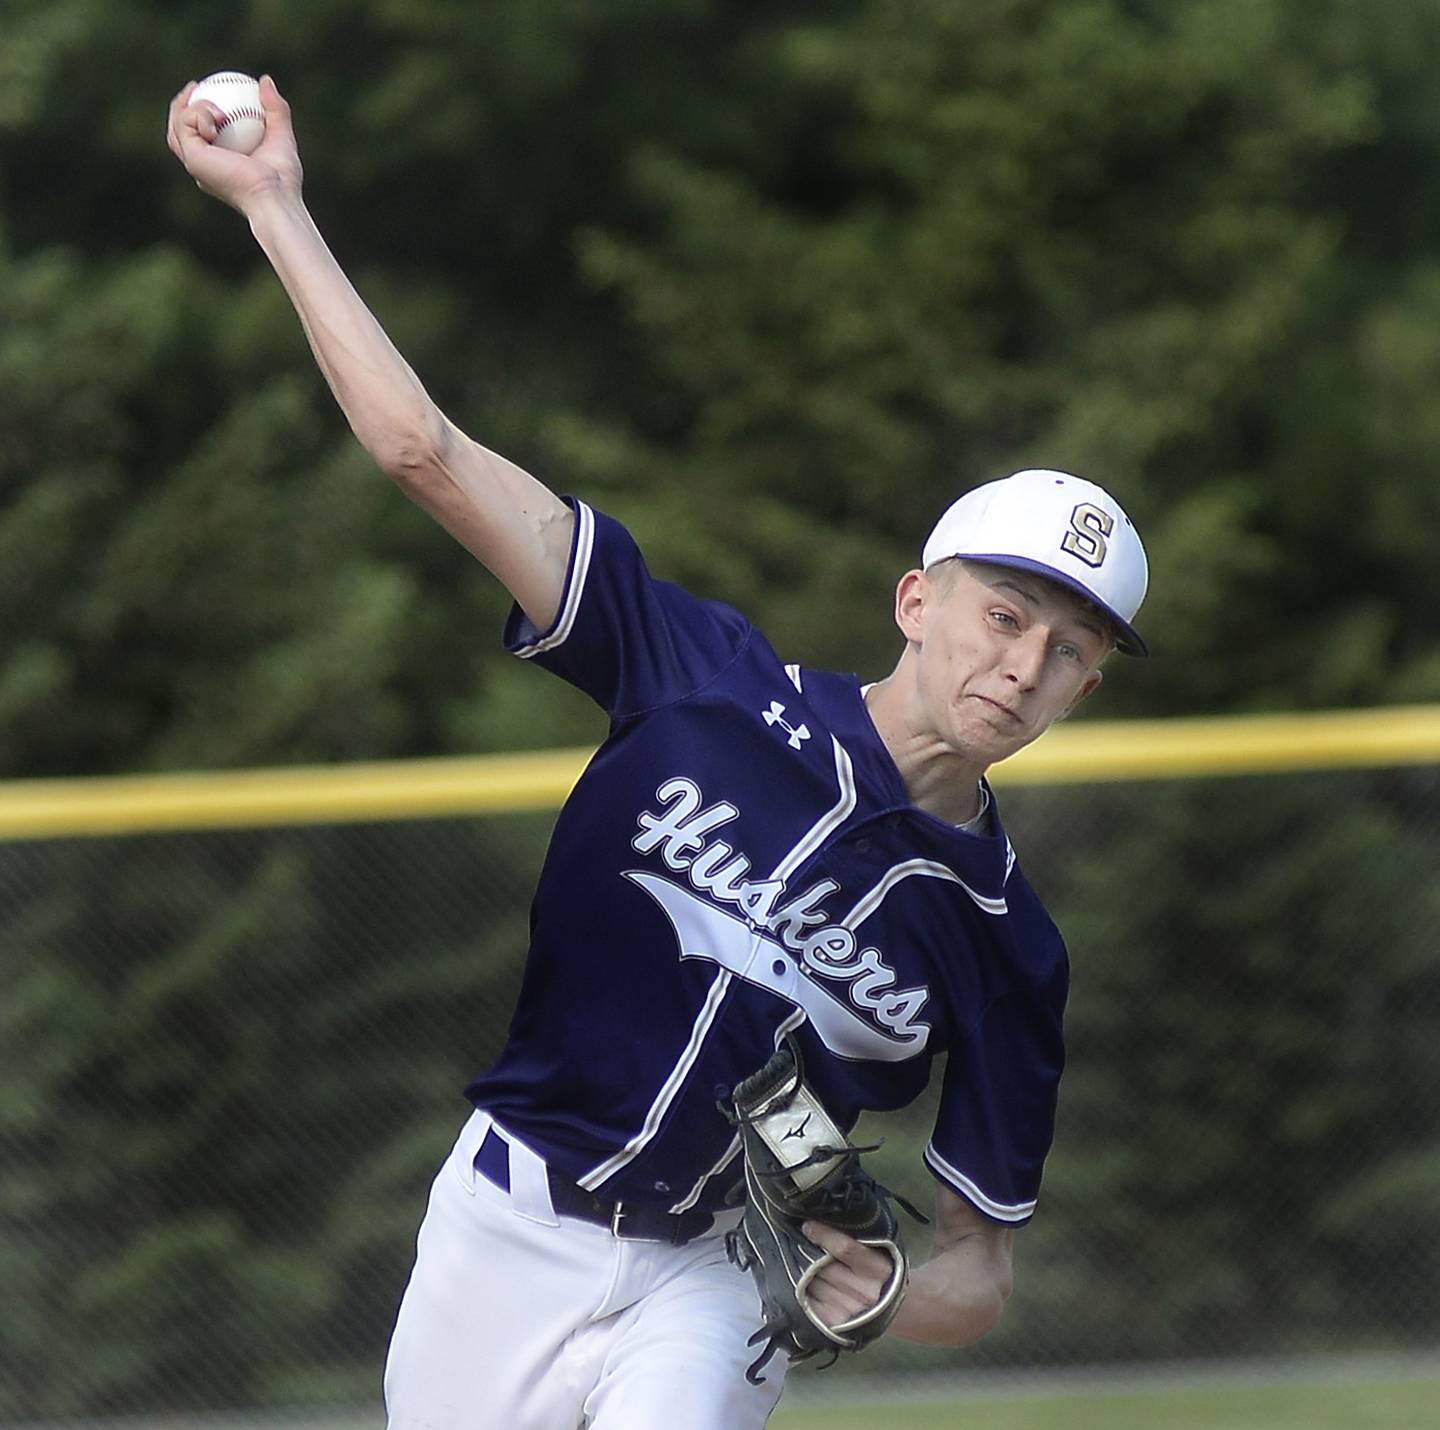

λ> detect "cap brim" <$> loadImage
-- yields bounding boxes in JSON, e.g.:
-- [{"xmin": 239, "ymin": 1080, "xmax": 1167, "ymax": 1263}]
[{"xmin": 957, "ymin": 554, "xmax": 1150, "ymax": 657}]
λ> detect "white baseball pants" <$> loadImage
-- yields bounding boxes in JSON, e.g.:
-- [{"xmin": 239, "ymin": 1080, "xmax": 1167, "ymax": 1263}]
[{"xmin": 383, "ymin": 1110, "xmax": 787, "ymax": 1429}]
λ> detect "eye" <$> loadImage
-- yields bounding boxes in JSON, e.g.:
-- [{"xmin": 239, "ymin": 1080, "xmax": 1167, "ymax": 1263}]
[
  {"xmin": 1055, "ymin": 642, "xmax": 1083, "ymax": 662},
  {"xmin": 990, "ymin": 609, "xmax": 1019, "ymax": 629}
]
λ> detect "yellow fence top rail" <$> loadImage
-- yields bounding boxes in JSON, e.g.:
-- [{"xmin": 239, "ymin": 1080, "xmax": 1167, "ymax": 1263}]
[{"xmin": 1, "ymin": 704, "xmax": 1437, "ymax": 842}]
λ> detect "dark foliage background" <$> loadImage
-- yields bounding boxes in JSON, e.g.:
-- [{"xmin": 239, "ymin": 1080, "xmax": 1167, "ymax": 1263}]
[{"xmin": 2, "ymin": 0, "xmax": 1438, "ymax": 1414}]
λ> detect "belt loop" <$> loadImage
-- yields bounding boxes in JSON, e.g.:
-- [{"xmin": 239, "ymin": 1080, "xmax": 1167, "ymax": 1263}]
[
  {"xmin": 502, "ymin": 1129, "xmax": 560, "ymax": 1228},
  {"xmin": 455, "ymin": 1109, "xmax": 493, "ymax": 1195}
]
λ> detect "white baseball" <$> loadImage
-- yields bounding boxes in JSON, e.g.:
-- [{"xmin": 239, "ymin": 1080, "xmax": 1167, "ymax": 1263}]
[{"xmin": 191, "ymin": 71, "xmax": 266, "ymax": 155}]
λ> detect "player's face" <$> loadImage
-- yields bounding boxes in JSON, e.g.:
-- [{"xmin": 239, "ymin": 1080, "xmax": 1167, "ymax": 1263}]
[{"xmin": 896, "ymin": 559, "xmax": 1111, "ymax": 766}]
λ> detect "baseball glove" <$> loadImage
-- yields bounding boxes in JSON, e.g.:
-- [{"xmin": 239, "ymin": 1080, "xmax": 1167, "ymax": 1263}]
[{"xmin": 724, "ymin": 1036, "xmax": 926, "ymax": 1383}]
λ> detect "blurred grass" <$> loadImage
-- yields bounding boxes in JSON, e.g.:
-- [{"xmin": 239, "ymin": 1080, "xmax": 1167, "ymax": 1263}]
[{"xmin": 771, "ymin": 1376, "xmax": 1440, "ymax": 1429}]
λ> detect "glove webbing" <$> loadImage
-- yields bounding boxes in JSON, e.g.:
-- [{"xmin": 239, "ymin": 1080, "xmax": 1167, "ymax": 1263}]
[{"xmin": 725, "ymin": 1035, "xmax": 929, "ymax": 1383}]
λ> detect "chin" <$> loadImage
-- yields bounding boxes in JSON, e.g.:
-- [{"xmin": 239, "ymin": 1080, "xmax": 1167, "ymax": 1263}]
[{"xmin": 946, "ymin": 725, "xmax": 1020, "ymax": 767}]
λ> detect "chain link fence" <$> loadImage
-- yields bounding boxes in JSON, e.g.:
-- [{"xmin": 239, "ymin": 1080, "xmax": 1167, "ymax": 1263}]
[{"xmin": 2, "ymin": 750, "xmax": 1438, "ymax": 1417}]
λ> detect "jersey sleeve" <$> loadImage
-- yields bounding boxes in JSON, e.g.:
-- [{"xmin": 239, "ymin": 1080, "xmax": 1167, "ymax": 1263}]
[
  {"xmin": 503, "ymin": 498, "xmax": 752, "ymax": 719},
  {"xmin": 923, "ymin": 967, "xmax": 1068, "ymax": 1226}
]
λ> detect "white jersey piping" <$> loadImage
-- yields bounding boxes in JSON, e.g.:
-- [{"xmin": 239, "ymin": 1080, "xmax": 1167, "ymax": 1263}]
[
  {"xmin": 924, "ymin": 1142, "xmax": 1037, "ymax": 1223},
  {"xmin": 515, "ymin": 500, "xmax": 595, "ymax": 658},
  {"xmin": 845, "ymin": 857, "xmax": 1008, "ymax": 922},
  {"xmin": 670, "ymin": 1003, "xmax": 809, "ymax": 1211},
  {"xmin": 581, "ymin": 718, "xmax": 859, "ymax": 1192},
  {"xmin": 669, "ymin": 1133, "xmax": 740, "ymax": 1214},
  {"xmin": 578, "ymin": 966, "xmax": 733, "ymax": 1190}
]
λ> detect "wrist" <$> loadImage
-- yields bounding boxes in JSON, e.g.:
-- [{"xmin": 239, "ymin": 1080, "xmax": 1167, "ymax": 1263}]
[
  {"xmin": 243, "ymin": 179, "xmax": 307, "ymax": 234},
  {"xmin": 244, "ymin": 183, "xmax": 314, "ymax": 256}
]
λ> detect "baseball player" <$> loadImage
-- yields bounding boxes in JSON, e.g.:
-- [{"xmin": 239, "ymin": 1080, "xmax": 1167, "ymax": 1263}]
[{"xmin": 168, "ymin": 79, "xmax": 1149, "ymax": 1429}]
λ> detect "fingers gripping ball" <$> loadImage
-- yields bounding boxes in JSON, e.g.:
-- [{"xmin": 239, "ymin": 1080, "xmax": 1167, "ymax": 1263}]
[{"xmin": 191, "ymin": 71, "xmax": 265, "ymax": 154}]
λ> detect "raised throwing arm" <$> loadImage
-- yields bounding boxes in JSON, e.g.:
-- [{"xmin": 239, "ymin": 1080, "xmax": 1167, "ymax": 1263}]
[{"xmin": 166, "ymin": 76, "xmax": 574, "ymax": 630}]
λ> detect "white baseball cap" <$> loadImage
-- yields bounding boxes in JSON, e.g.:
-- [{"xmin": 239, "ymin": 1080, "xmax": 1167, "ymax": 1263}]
[{"xmin": 922, "ymin": 469, "xmax": 1149, "ymax": 656}]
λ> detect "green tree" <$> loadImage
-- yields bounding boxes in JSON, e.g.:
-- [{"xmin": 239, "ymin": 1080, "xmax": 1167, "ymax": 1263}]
[
  {"xmin": 575, "ymin": 0, "xmax": 1421, "ymax": 715},
  {"xmin": 3, "ymin": 0, "xmax": 1440, "ymax": 1415}
]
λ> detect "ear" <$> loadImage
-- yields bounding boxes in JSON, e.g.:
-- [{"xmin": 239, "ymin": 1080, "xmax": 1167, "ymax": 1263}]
[
  {"xmin": 1058, "ymin": 668, "xmax": 1104, "ymax": 720},
  {"xmin": 894, "ymin": 568, "xmax": 929, "ymax": 644}
]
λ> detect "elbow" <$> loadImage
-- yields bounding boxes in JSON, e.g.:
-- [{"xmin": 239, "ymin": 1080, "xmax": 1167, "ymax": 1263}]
[
  {"xmin": 942, "ymin": 1265, "xmax": 1014, "ymax": 1350},
  {"xmin": 366, "ymin": 397, "xmax": 459, "ymax": 489},
  {"xmin": 978, "ymin": 1259, "xmax": 1015, "ymax": 1340},
  {"xmin": 374, "ymin": 424, "xmax": 450, "ymax": 489},
  {"xmin": 953, "ymin": 1285, "xmax": 1009, "ymax": 1350},
  {"xmin": 974, "ymin": 1273, "xmax": 1013, "ymax": 1344}
]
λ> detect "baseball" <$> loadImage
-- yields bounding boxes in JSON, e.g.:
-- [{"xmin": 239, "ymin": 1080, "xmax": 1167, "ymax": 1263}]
[{"xmin": 191, "ymin": 71, "xmax": 266, "ymax": 154}]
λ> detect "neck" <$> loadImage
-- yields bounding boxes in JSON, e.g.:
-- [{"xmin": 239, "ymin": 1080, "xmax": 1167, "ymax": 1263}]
[{"xmin": 864, "ymin": 676, "xmax": 987, "ymax": 825}]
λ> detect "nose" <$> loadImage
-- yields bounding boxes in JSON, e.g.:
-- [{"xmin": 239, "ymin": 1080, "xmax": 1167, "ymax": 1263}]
[{"xmin": 1002, "ymin": 628, "xmax": 1047, "ymax": 690}]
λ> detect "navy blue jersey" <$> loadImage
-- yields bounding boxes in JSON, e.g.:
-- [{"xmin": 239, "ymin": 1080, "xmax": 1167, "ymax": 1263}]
[{"xmin": 465, "ymin": 500, "xmax": 1069, "ymax": 1226}]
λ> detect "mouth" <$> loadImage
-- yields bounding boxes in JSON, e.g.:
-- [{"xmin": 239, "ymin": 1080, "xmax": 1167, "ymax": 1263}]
[{"xmin": 971, "ymin": 695, "xmax": 1023, "ymax": 724}]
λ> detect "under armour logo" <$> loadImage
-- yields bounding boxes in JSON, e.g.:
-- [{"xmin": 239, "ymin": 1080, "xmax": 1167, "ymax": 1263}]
[{"xmin": 763, "ymin": 701, "xmax": 811, "ymax": 750}]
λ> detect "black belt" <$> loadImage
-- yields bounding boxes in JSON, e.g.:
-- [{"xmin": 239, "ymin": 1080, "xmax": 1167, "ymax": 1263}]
[{"xmin": 475, "ymin": 1127, "xmax": 718, "ymax": 1246}]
